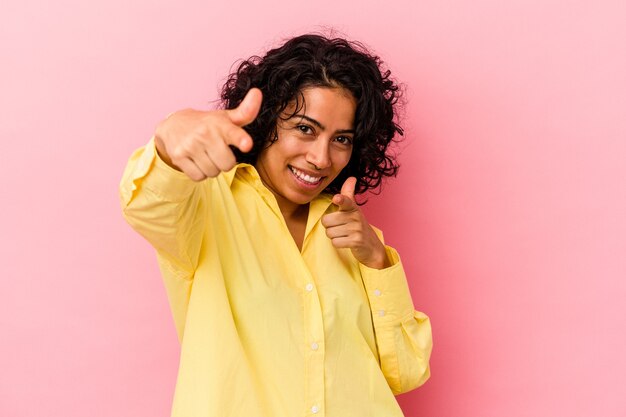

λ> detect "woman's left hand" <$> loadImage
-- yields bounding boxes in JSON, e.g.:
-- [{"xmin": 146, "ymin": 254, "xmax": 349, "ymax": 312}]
[{"xmin": 321, "ymin": 177, "xmax": 391, "ymax": 269}]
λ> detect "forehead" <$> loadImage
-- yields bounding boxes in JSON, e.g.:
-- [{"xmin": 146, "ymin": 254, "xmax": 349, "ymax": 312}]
[{"xmin": 282, "ymin": 87, "xmax": 357, "ymax": 128}]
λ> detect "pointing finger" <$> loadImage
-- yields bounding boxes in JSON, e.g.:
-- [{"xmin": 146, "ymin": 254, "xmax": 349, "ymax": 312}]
[
  {"xmin": 221, "ymin": 123, "xmax": 254, "ymax": 153},
  {"xmin": 332, "ymin": 194, "xmax": 356, "ymax": 212}
]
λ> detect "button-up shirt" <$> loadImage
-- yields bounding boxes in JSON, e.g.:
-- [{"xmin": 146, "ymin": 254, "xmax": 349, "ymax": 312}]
[{"xmin": 119, "ymin": 138, "xmax": 432, "ymax": 417}]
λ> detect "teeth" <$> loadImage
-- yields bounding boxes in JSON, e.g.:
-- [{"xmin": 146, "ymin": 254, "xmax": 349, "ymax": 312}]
[{"xmin": 290, "ymin": 166, "xmax": 321, "ymax": 184}]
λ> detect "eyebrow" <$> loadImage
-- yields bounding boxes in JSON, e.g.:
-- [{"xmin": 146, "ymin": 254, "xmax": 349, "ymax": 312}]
[{"xmin": 296, "ymin": 114, "xmax": 355, "ymax": 135}]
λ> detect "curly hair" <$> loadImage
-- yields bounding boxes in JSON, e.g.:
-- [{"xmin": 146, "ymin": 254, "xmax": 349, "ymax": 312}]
[{"xmin": 220, "ymin": 33, "xmax": 403, "ymax": 195}]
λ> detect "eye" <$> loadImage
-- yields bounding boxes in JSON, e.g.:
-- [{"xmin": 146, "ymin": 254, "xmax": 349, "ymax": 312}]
[
  {"xmin": 334, "ymin": 136, "xmax": 353, "ymax": 146},
  {"xmin": 296, "ymin": 124, "xmax": 313, "ymax": 134}
]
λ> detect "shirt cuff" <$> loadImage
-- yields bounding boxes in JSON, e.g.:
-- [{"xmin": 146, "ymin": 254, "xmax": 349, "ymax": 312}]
[
  {"xmin": 359, "ymin": 246, "xmax": 416, "ymax": 327},
  {"xmin": 122, "ymin": 137, "xmax": 199, "ymax": 203}
]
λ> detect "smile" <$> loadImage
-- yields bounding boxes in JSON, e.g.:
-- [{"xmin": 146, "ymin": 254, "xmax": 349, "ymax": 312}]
[{"xmin": 289, "ymin": 166, "xmax": 323, "ymax": 185}]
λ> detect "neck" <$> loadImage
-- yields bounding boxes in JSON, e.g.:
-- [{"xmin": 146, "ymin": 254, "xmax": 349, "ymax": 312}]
[
  {"xmin": 275, "ymin": 197, "xmax": 309, "ymax": 252},
  {"xmin": 276, "ymin": 198, "xmax": 309, "ymax": 222}
]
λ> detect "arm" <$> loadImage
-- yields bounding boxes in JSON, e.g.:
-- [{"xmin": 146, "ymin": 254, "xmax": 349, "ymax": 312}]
[
  {"xmin": 120, "ymin": 139, "xmax": 208, "ymax": 339},
  {"xmin": 321, "ymin": 177, "xmax": 432, "ymax": 394},
  {"xmin": 120, "ymin": 87, "xmax": 263, "ymax": 272},
  {"xmin": 119, "ymin": 89, "xmax": 262, "ymax": 338},
  {"xmin": 359, "ymin": 245, "xmax": 432, "ymax": 394},
  {"xmin": 119, "ymin": 137, "xmax": 206, "ymax": 279}
]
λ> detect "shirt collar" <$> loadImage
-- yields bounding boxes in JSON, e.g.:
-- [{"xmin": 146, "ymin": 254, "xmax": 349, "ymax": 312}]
[{"xmin": 228, "ymin": 163, "xmax": 335, "ymax": 235}]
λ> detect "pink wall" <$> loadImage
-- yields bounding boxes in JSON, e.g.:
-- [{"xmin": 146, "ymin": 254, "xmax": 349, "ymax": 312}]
[{"xmin": 2, "ymin": 0, "xmax": 625, "ymax": 416}]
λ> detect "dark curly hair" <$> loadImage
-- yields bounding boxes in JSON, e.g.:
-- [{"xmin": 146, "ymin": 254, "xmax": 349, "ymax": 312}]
[{"xmin": 220, "ymin": 33, "xmax": 403, "ymax": 195}]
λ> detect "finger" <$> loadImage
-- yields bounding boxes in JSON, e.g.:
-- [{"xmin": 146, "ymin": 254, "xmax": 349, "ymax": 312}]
[
  {"xmin": 341, "ymin": 176, "xmax": 356, "ymax": 200},
  {"xmin": 324, "ymin": 224, "xmax": 351, "ymax": 240},
  {"xmin": 176, "ymin": 157, "xmax": 210, "ymax": 182},
  {"xmin": 192, "ymin": 151, "xmax": 222, "ymax": 178},
  {"xmin": 170, "ymin": 137, "xmax": 223, "ymax": 177},
  {"xmin": 220, "ymin": 123, "xmax": 254, "ymax": 153},
  {"xmin": 332, "ymin": 193, "xmax": 357, "ymax": 212},
  {"xmin": 204, "ymin": 138, "xmax": 237, "ymax": 172},
  {"xmin": 226, "ymin": 88, "xmax": 263, "ymax": 127},
  {"xmin": 183, "ymin": 146, "xmax": 221, "ymax": 178},
  {"xmin": 332, "ymin": 176, "xmax": 357, "ymax": 211},
  {"xmin": 321, "ymin": 212, "xmax": 353, "ymax": 228},
  {"xmin": 328, "ymin": 236, "xmax": 352, "ymax": 249}
]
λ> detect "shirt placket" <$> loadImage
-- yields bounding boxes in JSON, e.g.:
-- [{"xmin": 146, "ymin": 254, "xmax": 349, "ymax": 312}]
[
  {"xmin": 301, "ymin": 268, "xmax": 326, "ymax": 417},
  {"xmin": 250, "ymin": 171, "xmax": 328, "ymax": 416}
]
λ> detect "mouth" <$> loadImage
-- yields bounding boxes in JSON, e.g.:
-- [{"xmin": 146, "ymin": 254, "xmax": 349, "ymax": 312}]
[{"xmin": 288, "ymin": 165, "xmax": 324, "ymax": 186}]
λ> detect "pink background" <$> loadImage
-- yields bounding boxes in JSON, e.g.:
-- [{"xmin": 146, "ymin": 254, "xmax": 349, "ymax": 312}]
[{"xmin": 2, "ymin": 0, "xmax": 625, "ymax": 416}]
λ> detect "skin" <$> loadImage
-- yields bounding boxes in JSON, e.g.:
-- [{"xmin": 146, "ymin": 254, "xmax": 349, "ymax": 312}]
[
  {"xmin": 154, "ymin": 87, "xmax": 389, "ymax": 269},
  {"xmin": 255, "ymin": 87, "xmax": 355, "ymax": 248}
]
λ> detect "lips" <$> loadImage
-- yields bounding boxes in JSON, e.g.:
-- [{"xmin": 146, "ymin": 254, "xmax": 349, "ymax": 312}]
[{"xmin": 288, "ymin": 166, "xmax": 323, "ymax": 185}]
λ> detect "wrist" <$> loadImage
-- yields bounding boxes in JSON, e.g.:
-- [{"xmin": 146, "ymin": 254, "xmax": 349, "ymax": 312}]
[
  {"xmin": 154, "ymin": 132, "xmax": 181, "ymax": 171},
  {"xmin": 361, "ymin": 245, "xmax": 391, "ymax": 270}
]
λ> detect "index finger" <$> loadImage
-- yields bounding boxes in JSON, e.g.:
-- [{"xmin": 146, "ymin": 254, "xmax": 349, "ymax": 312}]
[
  {"xmin": 220, "ymin": 123, "xmax": 254, "ymax": 153},
  {"xmin": 332, "ymin": 193, "xmax": 357, "ymax": 212}
]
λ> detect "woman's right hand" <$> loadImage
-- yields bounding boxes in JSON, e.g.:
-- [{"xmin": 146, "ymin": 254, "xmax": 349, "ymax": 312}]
[{"xmin": 154, "ymin": 88, "xmax": 263, "ymax": 181}]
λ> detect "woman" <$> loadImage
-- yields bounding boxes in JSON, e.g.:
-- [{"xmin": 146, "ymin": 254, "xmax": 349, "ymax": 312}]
[{"xmin": 120, "ymin": 34, "xmax": 432, "ymax": 417}]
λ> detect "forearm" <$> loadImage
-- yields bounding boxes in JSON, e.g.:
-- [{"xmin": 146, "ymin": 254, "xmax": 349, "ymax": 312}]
[
  {"xmin": 120, "ymin": 138, "xmax": 205, "ymax": 274},
  {"xmin": 360, "ymin": 246, "xmax": 433, "ymax": 394}
]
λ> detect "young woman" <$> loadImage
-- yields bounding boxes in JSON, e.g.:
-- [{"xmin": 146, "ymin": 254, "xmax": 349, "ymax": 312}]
[{"xmin": 120, "ymin": 34, "xmax": 432, "ymax": 417}]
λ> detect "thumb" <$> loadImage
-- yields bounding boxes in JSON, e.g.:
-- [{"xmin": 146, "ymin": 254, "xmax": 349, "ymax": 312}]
[
  {"xmin": 227, "ymin": 88, "xmax": 263, "ymax": 126},
  {"xmin": 340, "ymin": 176, "xmax": 356, "ymax": 201},
  {"xmin": 333, "ymin": 176, "xmax": 357, "ymax": 211}
]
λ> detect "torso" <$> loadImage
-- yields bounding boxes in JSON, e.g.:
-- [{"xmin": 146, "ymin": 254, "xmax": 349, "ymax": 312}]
[{"xmin": 284, "ymin": 204, "xmax": 309, "ymax": 251}]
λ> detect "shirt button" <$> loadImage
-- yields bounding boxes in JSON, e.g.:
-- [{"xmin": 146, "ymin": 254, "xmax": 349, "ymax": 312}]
[
  {"xmin": 305, "ymin": 283, "xmax": 314, "ymax": 292},
  {"xmin": 311, "ymin": 405, "xmax": 320, "ymax": 414},
  {"xmin": 378, "ymin": 310, "xmax": 386, "ymax": 317},
  {"xmin": 311, "ymin": 342, "xmax": 319, "ymax": 351},
  {"xmin": 373, "ymin": 289, "xmax": 382, "ymax": 297}
]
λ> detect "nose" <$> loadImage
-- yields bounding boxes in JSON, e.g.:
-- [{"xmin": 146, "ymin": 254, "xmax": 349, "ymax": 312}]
[{"xmin": 306, "ymin": 137, "xmax": 331, "ymax": 170}]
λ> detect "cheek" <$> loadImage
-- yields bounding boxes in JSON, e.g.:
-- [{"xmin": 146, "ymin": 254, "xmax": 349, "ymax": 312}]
[
  {"xmin": 270, "ymin": 136, "xmax": 301, "ymax": 159},
  {"xmin": 333, "ymin": 150, "xmax": 353, "ymax": 171},
  {"xmin": 259, "ymin": 144, "xmax": 288, "ymax": 167}
]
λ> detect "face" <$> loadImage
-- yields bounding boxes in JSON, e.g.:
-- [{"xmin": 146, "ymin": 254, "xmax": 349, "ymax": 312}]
[{"xmin": 255, "ymin": 86, "xmax": 357, "ymax": 214}]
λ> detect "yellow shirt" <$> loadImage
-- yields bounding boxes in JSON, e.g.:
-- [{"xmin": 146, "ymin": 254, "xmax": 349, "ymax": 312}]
[{"xmin": 119, "ymin": 138, "xmax": 432, "ymax": 417}]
